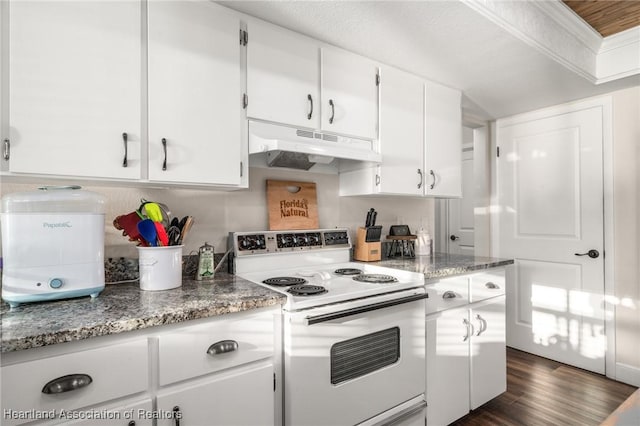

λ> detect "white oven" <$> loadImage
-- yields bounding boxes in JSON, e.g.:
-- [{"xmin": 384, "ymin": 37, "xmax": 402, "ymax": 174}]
[
  {"xmin": 283, "ymin": 288, "xmax": 426, "ymax": 426},
  {"xmin": 231, "ymin": 229, "xmax": 427, "ymax": 426}
]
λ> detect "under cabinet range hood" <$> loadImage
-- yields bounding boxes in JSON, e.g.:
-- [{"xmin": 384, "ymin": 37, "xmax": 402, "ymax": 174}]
[{"xmin": 249, "ymin": 121, "xmax": 381, "ymax": 170}]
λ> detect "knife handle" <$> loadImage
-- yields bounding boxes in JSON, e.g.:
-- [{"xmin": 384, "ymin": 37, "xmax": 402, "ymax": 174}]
[{"xmin": 371, "ymin": 211, "xmax": 377, "ymax": 226}]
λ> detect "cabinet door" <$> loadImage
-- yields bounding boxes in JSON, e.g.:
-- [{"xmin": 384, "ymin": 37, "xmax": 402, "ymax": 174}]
[
  {"xmin": 247, "ymin": 20, "xmax": 319, "ymax": 129},
  {"xmin": 424, "ymin": 81, "xmax": 462, "ymax": 197},
  {"xmin": 470, "ymin": 296, "xmax": 507, "ymax": 409},
  {"xmin": 157, "ymin": 363, "xmax": 274, "ymax": 426},
  {"xmin": 9, "ymin": 0, "xmax": 141, "ymax": 179},
  {"xmin": 321, "ymin": 48, "xmax": 378, "ymax": 140},
  {"xmin": 377, "ymin": 66, "xmax": 424, "ymax": 195},
  {"xmin": 425, "ymin": 308, "xmax": 470, "ymax": 426},
  {"xmin": 148, "ymin": 1, "xmax": 242, "ymax": 185}
]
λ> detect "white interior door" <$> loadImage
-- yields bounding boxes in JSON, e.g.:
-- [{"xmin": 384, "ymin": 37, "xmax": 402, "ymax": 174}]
[
  {"xmin": 497, "ymin": 105, "xmax": 605, "ymax": 373},
  {"xmin": 448, "ymin": 141, "xmax": 475, "ymax": 254}
]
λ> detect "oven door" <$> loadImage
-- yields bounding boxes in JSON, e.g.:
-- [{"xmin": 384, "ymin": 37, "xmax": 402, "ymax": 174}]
[{"xmin": 283, "ymin": 288, "xmax": 427, "ymax": 426}]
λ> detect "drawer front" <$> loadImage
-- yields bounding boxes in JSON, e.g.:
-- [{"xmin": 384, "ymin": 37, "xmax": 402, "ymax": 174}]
[
  {"xmin": 469, "ymin": 269, "xmax": 505, "ymax": 302},
  {"xmin": 425, "ymin": 276, "xmax": 469, "ymax": 314},
  {"xmin": 1, "ymin": 340, "xmax": 148, "ymax": 426},
  {"xmin": 158, "ymin": 309, "xmax": 275, "ymax": 386}
]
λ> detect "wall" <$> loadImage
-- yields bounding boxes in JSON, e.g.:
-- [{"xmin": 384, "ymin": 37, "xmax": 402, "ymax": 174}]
[
  {"xmin": 612, "ymin": 86, "xmax": 640, "ymax": 381},
  {"xmin": 0, "ymin": 166, "xmax": 435, "ymax": 262}
]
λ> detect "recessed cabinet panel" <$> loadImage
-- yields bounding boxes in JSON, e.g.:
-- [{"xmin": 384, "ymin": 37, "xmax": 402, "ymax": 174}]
[
  {"xmin": 321, "ymin": 48, "xmax": 378, "ymax": 140},
  {"xmin": 9, "ymin": 0, "xmax": 141, "ymax": 179},
  {"xmin": 424, "ymin": 81, "xmax": 462, "ymax": 197},
  {"xmin": 148, "ymin": 1, "xmax": 241, "ymax": 185},
  {"xmin": 247, "ymin": 20, "xmax": 320, "ymax": 129}
]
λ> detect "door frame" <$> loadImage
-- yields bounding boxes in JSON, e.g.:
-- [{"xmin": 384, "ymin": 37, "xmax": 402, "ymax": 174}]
[
  {"xmin": 491, "ymin": 95, "xmax": 615, "ymax": 379},
  {"xmin": 436, "ymin": 123, "xmax": 491, "ymax": 257}
]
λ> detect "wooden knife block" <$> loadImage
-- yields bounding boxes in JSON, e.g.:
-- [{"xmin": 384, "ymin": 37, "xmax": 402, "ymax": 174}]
[{"xmin": 354, "ymin": 227, "xmax": 382, "ymax": 262}]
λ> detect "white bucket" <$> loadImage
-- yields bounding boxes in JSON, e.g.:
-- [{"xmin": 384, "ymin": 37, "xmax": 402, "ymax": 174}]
[{"xmin": 137, "ymin": 245, "xmax": 183, "ymax": 291}]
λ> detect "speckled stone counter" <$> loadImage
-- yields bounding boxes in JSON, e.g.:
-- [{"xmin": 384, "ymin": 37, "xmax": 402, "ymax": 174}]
[
  {"xmin": 0, "ymin": 273, "xmax": 285, "ymax": 353},
  {"xmin": 371, "ymin": 252, "xmax": 513, "ymax": 279}
]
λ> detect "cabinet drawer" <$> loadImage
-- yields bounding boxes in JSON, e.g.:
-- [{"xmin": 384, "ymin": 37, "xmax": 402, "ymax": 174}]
[
  {"xmin": 469, "ymin": 269, "xmax": 505, "ymax": 302},
  {"xmin": 1, "ymin": 340, "xmax": 148, "ymax": 426},
  {"xmin": 425, "ymin": 276, "xmax": 469, "ymax": 314},
  {"xmin": 158, "ymin": 309, "xmax": 275, "ymax": 386}
]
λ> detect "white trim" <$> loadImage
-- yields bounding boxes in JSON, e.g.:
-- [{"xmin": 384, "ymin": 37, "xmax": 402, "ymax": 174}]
[
  {"xmin": 615, "ymin": 363, "xmax": 640, "ymax": 387},
  {"xmin": 533, "ymin": 0, "xmax": 602, "ymax": 54},
  {"xmin": 494, "ymin": 95, "xmax": 616, "ymax": 378},
  {"xmin": 461, "ymin": 0, "xmax": 640, "ymax": 86},
  {"xmin": 601, "ymin": 96, "xmax": 616, "ymax": 380}
]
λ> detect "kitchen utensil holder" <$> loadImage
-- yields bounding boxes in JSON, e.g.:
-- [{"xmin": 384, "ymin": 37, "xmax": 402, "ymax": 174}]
[{"xmin": 354, "ymin": 226, "xmax": 382, "ymax": 262}]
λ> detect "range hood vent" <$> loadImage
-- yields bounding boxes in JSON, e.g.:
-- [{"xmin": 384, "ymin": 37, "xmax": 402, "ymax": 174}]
[{"xmin": 249, "ymin": 121, "xmax": 381, "ymax": 170}]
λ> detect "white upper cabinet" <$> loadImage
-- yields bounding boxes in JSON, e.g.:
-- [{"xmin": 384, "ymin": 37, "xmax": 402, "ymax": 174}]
[
  {"xmin": 424, "ymin": 81, "xmax": 462, "ymax": 197},
  {"xmin": 8, "ymin": 0, "xmax": 141, "ymax": 179},
  {"xmin": 247, "ymin": 20, "xmax": 320, "ymax": 129},
  {"xmin": 340, "ymin": 72, "xmax": 462, "ymax": 198},
  {"xmin": 376, "ymin": 66, "xmax": 424, "ymax": 195},
  {"xmin": 148, "ymin": 1, "xmax": 243, "ymax": 185},
  {"xmin": 321, "ymin": 48, "xmax": 379, "ymax": 140}
]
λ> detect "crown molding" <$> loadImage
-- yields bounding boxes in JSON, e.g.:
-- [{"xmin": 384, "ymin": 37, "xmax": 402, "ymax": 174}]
[{"xmin": 462, "ymin": 0, "xmax": 639, "ymax": 85}]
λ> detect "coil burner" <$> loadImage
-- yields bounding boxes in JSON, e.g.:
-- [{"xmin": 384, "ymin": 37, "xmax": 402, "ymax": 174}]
[
  {"xmin": 263, "ymin": 277, "xmax": 308, "ymax": 287},
  {"xmin": 287, "ymin": 285, "xmax": 328, "ymax": 296},
  {"xmin": 334, "ymin": 268, "xmax": 363, "ymax": 276},
  {"xmin": 352, "ymin": 274, "xmax": 398, "ymax": 284}
]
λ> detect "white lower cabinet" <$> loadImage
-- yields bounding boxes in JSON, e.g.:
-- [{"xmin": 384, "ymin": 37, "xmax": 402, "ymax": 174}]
[
  {"xmin": 425, "ymin": 268, "xmax": 506, "ymax": 426},
  {"xmin": 156, "ymin": 362, "xmax": 274, "ymax": 426},
  {"xmin": 0, "ymin": 307, "xmax": 279, "ymax": 426}
]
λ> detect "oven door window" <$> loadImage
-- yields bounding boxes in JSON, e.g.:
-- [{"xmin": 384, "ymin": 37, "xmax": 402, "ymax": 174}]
[{"xmin": 331, "ymin": 327, "xmax": 400, "ymax": 385}]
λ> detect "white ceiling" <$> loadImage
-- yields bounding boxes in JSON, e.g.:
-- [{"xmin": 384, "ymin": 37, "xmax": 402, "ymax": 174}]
[{"xmin": 218, "ymin": 0, "xmax": 640, "ymax": 122}]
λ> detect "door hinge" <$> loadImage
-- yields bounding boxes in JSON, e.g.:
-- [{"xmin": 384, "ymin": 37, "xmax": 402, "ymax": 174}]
[
  {"xmin": 273, "ymin": 373, "xmax": 276, "ymax": 392},
  {"xmin": 242, "ymin": 93, "xmax": 248, "ymax": 109},
  {"xmin": 240, "ymin": 161, "xmax": 243, "ymax": 177},
  {"xmin": 376, "ymin": 73, "xmax": 380, "ymax": 86},
  {"xmin": 497, "ymin": 146, "xmax": 500, "ymax": 157},
  {"xmin": 239, "ymin": 29, "xmax": 248, "ymax": 46}
]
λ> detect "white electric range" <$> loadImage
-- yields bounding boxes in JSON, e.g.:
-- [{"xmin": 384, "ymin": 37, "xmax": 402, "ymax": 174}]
[{"xmin": 231, "ymin": 229, "xmax": 428, "ymax": 426}]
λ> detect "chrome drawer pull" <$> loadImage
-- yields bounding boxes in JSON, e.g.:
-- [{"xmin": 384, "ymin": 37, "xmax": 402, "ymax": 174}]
[
  {"xmin": 41, "ymin": 373, "xmax": 92, "ymax": 394},
  {"xmin": 485, "ymin": 282, "xmax": 500, "ymax": 289},
  {"xmin": 207, "ymin": 339, "xmax": 239, "ymax": 356}
]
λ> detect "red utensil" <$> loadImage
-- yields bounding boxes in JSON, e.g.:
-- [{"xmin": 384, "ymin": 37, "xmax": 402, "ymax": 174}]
[{"xmin": 155, "ymin": 222, "xmax": 169, "ymax": 247}]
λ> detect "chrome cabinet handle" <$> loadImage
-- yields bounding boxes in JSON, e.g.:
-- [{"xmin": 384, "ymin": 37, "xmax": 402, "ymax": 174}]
[
  {"xmin": 485, "ymin": 281, "xmax": 500, "ymax": 289},
  {"xmin": 328, "ymin": 99, "xmax": 335, "ymax": 124},
  {"xmin": 207, "ymin": 339, "xmax": 238, "ymax": 356},
  {"xmin": 307, "ymin": 94, "xmax": 313, "ymax": 120},
  {"xmin": 3, "ymin": 138, "xmax": 9, "ymax": 160},
  {"xmin": 128, "ymin": 422, "xmax": 136, "ymax": 426},
  {"xmin": 429, "ymin": 170, "xmax": 436, "ymax": 189},
  {"xmin": 462, "ymin": 318, "xmax": 474, "ymax": 342},
  {"xmin": 475, "ymin": 314, "xmax": 487, "ymax": 336},
  {"xmin": 442, "ymin": 290, "xmax": 457, "ymax": 299},
  {"xmin": 575, "ymin": 249, "xmax": 599, "ymax": 259},
  {"xmin": 162, "ymin": 138, "xmax": 167, "ymax": 171},
  {"xmin": 122, "ymin": 132, "xmax": 128, "ymax": 167},
  {"xmin": 417, "ymin": 169, "xmax": 423, "ymax": 189},
  {"xmin": 173, "ymin": 406, "xmax": 181, "ymax": 426},
  {"xmin": 450, "ymin": 235, "xmax": 460, "ymax": 241},
  {"xmin": 42, "ymin": 374, "xmax": 92, "ymax": 394},
  {"xmin": 375, "ymin": 174, "xmax": 381, "ymax": 186}
]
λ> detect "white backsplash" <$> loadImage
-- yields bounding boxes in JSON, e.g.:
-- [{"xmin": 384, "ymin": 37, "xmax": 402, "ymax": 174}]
[{"xmin": 0, "ymin": 167, "xmax": 434, "ymax": 258}]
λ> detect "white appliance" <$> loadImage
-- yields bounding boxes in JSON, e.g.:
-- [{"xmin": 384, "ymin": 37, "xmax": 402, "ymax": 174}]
[
  {"xmin": 249, "ymin": 121, "xmax": 382, "ymax": 170},
  {"xmin": 231, "ymin": 229, "xmax": 427, "ymax": 426},
  {"xmin": 1, "ymin": 186, "xmax": 106, "ymax": 307}
]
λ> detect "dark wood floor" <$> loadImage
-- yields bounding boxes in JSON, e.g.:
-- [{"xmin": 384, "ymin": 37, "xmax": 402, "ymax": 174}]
[{"xmin": 452, "ymin": 347, "xmax": 638, "ymax": 426}]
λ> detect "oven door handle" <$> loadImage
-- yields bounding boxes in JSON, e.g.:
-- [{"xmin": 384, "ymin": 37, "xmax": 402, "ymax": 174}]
[{"xmin": 306, "ymin": 293, "xmax": 428, "ymax": 325}]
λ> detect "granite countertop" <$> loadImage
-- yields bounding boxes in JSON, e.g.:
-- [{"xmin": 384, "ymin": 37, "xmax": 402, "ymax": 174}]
[
  {"xmin": 372, "ymin": 252, "xmax": 513, "ymax": 279},
  {"xmin": 0, "ymin": 272, "xmax": 286, "ymax": 353},
  {"xmin": 1, "ymin": 253, "xmax": 511, "ymax": 354}
]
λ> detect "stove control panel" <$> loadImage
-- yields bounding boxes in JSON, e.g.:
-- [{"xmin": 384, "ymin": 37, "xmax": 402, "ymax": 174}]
[{"xmin": 231, "ymin": 229, "xmax": 351, "ymax": 255}]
